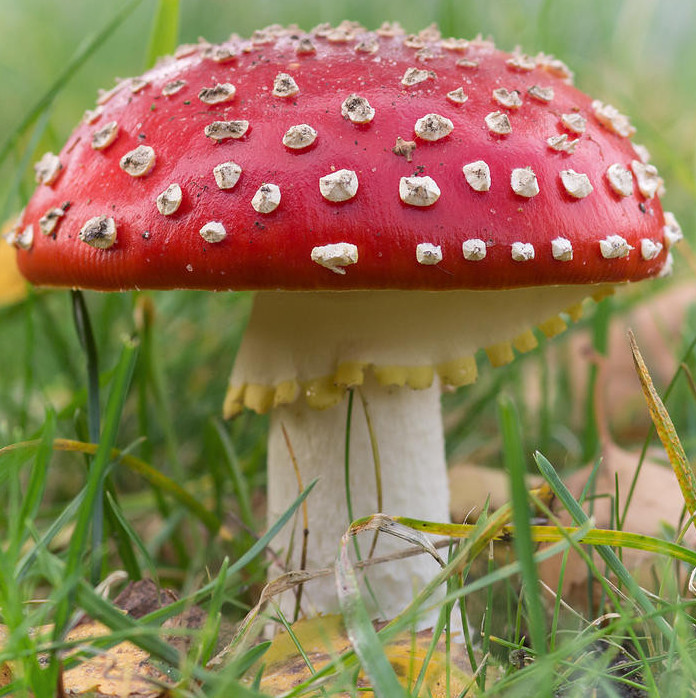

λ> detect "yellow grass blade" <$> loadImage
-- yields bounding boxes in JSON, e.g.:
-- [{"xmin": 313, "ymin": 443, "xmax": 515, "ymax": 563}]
[{"xmin": 629, "ymin": 330, "xmax": 696, "ymax": 520}]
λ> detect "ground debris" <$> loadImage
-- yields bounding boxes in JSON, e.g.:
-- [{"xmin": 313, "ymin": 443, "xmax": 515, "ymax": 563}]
[
  {"xmin": 1, "ymin": 579, "xmax": 206, "ymax": 697},
  {"xmin": 257, "ymin": 614, "xmax": 474, "ymax": 697}
]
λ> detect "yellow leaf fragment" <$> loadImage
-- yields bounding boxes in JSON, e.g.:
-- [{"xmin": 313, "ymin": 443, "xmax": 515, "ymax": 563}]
[
  {"xmin": 63, "ymin": 621, "xmax": 165, "ymax": 697},
  {"xmin": 258, "ymin": 615, "xmax": 473, "ymax": 697},
  {"xmin": 629, "ymin": 330, "xmax": 696, "ymax": 520},
  {"xmin": 0, "ymin": 223, "xmax": 28, "ymax": 306}
]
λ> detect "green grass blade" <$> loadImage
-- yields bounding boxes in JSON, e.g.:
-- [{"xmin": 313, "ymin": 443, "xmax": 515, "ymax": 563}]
[
  {"xmin": 582, "ymin": 296, "xmax": 612, "ymax": 460},
  {"xmin": 105, "ymin": 490, "xmax": 156, "ymax": 581},
  {"xmin": 61, "ymin": 493, "xmax": 309, "ymax": 693},
  {"xmin": 54, "ymin": 337, "xmax": 139, "ymax": 638},
  {"xmin": 203, "ymin": 642, "xmax": 272, "ymax": 696},
  {"xmin": 140, "ymin": 478, "xmax": 318, "ymax": 625},
  {"xmin": 214, "ymin": 418, "xmax": 254, "ymax": 529},
  {"xmin": 344, "ymin": 389, "xmax": 360, "ymax": 537},
  {"xmin": 440, "ymin": 522, "xmax": 595, "ymax": 604},
  {"xmin": 223, "ymin": 642, "xmax": 272, "ymax": 682},
  {"xmin": 396, "ymin": 515, "xmax": 696, "ymax": 565},
  {"xmin": 534, "ymin": 450, "xmax": 675, "ymax": 642},
  {"xmin": 71, "ymin": 289, "xmax": 106, "ymax": 584},
  {"xmin": 481, "ymin": 541, "xmax": 493, "ymax": 688},
  {"xmin": 620, "ymin": 333, "xmax": 696, "ymax": 528},
  {"xmin": 134, "ymin": 295, "xmax": 185, "ymax": 484},
  {"xmin": 71, "ymin": 290, "xmax": 100, "ymax": 443},
  {"xmin": 10, "ymin": 408, "xmax": 55, "ymax": 558},
  {"xmin": 335, "ymin": 541, "xmax": 408, "ymax": 698},
  {"xmin": 74, "ymin": 577, "xmax": 206, "ymax": 679},
  {"xmin": 16, "ymin": 490, "xmax": 84, "ymax": 582},
  {"xmin": 203, "ymin": 662, "xmax": 270, "ymax": 698},
  {"xmin": 103, "ymin": 489, "xmax": 142, "ymax": 580},
  {"xmin": 199, "ymin": 557, "xmax": 229, "ymax": 666},
  {"xmin": 145, "ymin": 0, "xmax": 180, "ymax": 69},
  {"xmin": 289, "ymin": 521, "xmax": 592, "ymax": 698},
  {"xmin": 0, "ymin": 437, "xmax": 224, "ymax": 534},
  {"xmin": 0, "ymin": 546, "xmax": 55, "ymax": 693},
  {"xmin": 272, "ymin": 607, "xmax": 326, "ymax": 693},
  {"xmin": 498, "ymin": 395, "xmax": 547, "ymax": 657}
]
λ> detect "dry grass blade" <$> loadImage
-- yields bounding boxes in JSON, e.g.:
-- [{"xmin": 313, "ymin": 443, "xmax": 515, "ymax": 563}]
[
  {"xmin": 347, "ymin": 513, "xmax": 446, "ymax": 568},
  {"xmin": 628, "ymin": 329, "xmax": 696, "ymax": 521}
]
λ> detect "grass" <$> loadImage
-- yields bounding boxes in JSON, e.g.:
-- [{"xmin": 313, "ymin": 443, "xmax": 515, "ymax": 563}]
[{"xmin": 1, "ymin": 0, "xmax": 696, "ymax": 695}]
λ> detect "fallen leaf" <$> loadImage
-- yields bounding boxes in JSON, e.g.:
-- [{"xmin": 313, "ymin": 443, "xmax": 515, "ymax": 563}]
[
  {"xmin": 1, "ymin": 580, "xmax": 207, "ymax": 696},
  {"xmin": 63, "ymin": 621, "xmax": 165, "ymax": 698},
  {"xmin": 258, "ymin": 614, "xmax": 474, "ymax": 697},
  {"xmin": 62, "ymin": 578, "xmax": 204, "ymax": 696}
]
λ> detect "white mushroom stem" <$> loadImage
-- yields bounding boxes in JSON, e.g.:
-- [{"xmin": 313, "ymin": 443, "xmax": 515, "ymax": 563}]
[
  {"xmin": 229, "ymin": 286, "xmax": 614, "ymax": 622},
  {"xmin": 267, "ymin": 375, "xmax": 449, "ymax": 624}
]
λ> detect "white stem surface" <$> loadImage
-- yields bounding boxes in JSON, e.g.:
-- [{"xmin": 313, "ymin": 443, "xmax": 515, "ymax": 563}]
[{"xmin": 267, "ymin": 376, "xmax": 449, "ymax": 624}]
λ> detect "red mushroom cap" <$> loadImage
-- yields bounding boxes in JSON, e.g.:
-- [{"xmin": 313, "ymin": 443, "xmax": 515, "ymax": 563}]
[{"xmin": 13, "ymin": 23, "xmax": 675, "ymax": 291}]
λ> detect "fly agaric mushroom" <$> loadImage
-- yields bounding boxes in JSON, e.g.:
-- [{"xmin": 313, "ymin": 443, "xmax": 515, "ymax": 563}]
[{"xmin": 12, "ymin": 22, "xmax": 680, "ymax": 622}]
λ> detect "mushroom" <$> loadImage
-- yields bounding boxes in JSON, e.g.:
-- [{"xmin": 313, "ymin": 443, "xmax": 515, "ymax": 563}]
[{"xmin": 13, "ymin": 23, "xmax": 677, "ymax": 623}]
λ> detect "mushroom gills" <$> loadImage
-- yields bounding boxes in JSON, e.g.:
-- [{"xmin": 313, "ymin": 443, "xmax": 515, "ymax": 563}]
[{"xmin": 225, "ymin": 285, "xmax": 613, "ymax": 416}]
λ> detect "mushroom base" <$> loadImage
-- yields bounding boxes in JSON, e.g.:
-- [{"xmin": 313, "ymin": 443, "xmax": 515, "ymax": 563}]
[{"xmin": 267, "ymin": 375, "xmax": 449, "ymax": 625}]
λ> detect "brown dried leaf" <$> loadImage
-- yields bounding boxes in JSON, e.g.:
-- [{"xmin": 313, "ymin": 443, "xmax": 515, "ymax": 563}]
[
  {"xmin": 63, "ymin": 621, "xmax": 165, "ymax": 698},
  {"xmin": 63, "ymin": 580, "xmax": 205, "ymax": 697},
  {"xmin": 0, "ymin": 581, "xmax": 209, "ymax": 696},
  {"xmin": 111, "ymin": 579, "xmax": 178, "ymax": 619},
  {"xmin": 0, "ymin": 661, "xmax": 11, "ymax": 689}
]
